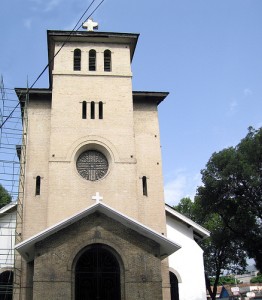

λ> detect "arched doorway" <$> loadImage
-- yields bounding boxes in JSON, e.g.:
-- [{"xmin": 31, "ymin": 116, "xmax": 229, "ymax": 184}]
[
  {"xmin": 0, "ymin": 270, "xmax": 13, "ymax": 300},
  {"xmin": 75, "ymin": 244, "xmax": 121, "ymax": 300},
  {"xmin": 169, "ymin": 271, "xmax": 179, "ymax": 300}
]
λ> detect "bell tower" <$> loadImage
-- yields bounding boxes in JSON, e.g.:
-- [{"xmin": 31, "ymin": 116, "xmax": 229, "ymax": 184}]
[{"xmin": 15, "ymin": 26, "xmax": 178, "ymax": 300}]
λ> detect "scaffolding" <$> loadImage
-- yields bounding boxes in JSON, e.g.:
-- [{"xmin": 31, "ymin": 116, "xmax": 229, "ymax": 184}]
[{"xmin": 0, "ymin": 75, "xmax": 28, "ymax": 299}]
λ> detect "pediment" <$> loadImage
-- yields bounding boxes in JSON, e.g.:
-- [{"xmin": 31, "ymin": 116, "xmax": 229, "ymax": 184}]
[{"xmin": 15, "ymin": 202, "xmax": 181, "ymax": 262}]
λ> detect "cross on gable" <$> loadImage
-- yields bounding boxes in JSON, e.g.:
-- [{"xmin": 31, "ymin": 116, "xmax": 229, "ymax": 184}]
[
  {"xmin": 92, "ymin": 192, "xmax": 103, "ymax": 203},
  {"xmin": 82, "ymin": 19, "xmax": 99, "ymax": 31}
]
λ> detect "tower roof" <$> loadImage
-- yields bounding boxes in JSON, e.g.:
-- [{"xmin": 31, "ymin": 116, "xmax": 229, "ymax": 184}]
[
  {"xmin": 133, "ymin": 91, "xmax": 169, "ymax": 105},
  {"xmin": 47, "ymin": 30, "xmax": 139, "ymax": 87},
  {"xmin": 15, "ymin": 89, "xmax": 169, "ymax": 107}
]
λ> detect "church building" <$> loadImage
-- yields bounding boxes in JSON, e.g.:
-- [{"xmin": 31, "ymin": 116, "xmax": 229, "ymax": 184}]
[{"xmin": 13, "ymin": 23, "xmax": 209, "ymax": 300}]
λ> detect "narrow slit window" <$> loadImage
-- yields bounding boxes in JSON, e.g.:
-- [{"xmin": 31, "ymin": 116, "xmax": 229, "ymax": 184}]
[
  {"xmin": 74, "ymin": 49, "xmax": 81, "ymax": 71},
  {"xmin": 91, "ymin": 101, "xmax": 95, "ymax": 119},
  {"xmin": 104, "ymin": 50, "xmax": 111, "ymax": 72},
  {"xmin": 89, "ymin": 49, "xmax": 96, "ymax": 71},
  {"xmin": 35, "ymin": 176, "xmax": 41, "ymax": 195},
  {"xmin": 142, "ymin": 176, "xmax": 148, "ymax": 196},
  {"xmin": 82, "ymin": 101, "xmax": 87, "ymax": 119},
  {"xmin": 99, "ymin": 101, "xmax": 103, "ymax": 119}
]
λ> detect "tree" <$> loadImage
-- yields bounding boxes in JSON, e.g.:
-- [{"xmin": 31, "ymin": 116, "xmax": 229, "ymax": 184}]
[
  {"xmin": 250, "ymin": 273, "xmax": 262, "ymax": 283},
  {"xmin": 209, "ymin": 275, "xmax": 241, "ymax": 286},
  {"xmin": 174, "ymin": 127, "xmax": 261, "ymax": 300},
  {"xmin": 174, "ymin": 198, "xmax": 247, "ymax": 300},
  {"xmin": 197, "ymin": 127, "xmax": 262, "ymax": 272},
  {"xmin": 173, "ymin": 197, "xmax": 196, "ymax": 220},
  {"xmin": 0, "ymin": 184, "xmax": 11, "ymax": 209},
  {"xmin": 200, "ymin": 211, "xmax": 247, "ymax": 300}
]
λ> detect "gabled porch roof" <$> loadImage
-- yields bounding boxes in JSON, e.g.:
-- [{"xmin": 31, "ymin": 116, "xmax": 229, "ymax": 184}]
[{"xmin": 16, "ymin": 201, "xmax": 181, "ymax": 262}]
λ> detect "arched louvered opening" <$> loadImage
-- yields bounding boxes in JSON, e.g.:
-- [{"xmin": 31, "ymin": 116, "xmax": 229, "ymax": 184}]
[
  {"xmin": 74, "ymin": 49, "xmax": 81, "ymax": 71},
  {"xmin": 89, "ymin": 49, "xmax": 96, "ymax": 71},
  {"xmin": 104, "ymin": 50, "xmax": 111, "ymax": 72}
]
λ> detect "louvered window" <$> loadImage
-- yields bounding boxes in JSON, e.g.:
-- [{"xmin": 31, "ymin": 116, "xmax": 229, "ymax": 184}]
[
  {"xmin": 82, "ymin": 101, "xmax": 87, "ymax": 119},
  {"xmin": 89, "ymin": 49, "xmax": 96, "ymax": 71},
  {"xmin": 104, "ymin": 50, "xmax": 111, "ymax": 72},
  {"xmin": 36, "ymin": 176, "xmax": 41, "ymax": 195},
  {"xmin": 99, "ymin": 101, "xmax": 103, "ymax": 119},
  {"xmin": 74, "ymin": 49, "xmax": 81, "ymax": 71},
  {"xmin": 142, "ymin": 176, "xmax": 148, "ymax": 196},
  {"xmin": 91, "ymin": 101, "xmax": 95, "ymax": 119}
]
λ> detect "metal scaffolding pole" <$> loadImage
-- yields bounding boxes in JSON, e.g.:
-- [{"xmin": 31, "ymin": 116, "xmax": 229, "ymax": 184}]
[{"xmin": 0, "ymin": 75, "xmax": 28, "ymax": 300}]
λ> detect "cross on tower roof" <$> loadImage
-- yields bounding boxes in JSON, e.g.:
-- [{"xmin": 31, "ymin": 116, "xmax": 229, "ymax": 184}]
[
  {"xmin": 82, "ymin": 19, "xmax": 99, "ymax": 31},
  {"xmin": 92, "ymin": 192, "xmax": 103, "ymax": 203}
]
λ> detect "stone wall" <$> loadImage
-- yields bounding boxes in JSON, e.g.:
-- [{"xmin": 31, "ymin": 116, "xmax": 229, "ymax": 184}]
[{"xmin": 32, "ymin": 212, "xmax": 163, "ymax": 300}]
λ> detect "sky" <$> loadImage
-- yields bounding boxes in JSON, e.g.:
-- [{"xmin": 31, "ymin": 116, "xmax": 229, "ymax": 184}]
[{"xmin": 0, "ymin": 0, "xmax": 262, "ymax": 206}]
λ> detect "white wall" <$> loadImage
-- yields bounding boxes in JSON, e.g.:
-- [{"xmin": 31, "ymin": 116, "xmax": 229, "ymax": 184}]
[
  {"xmin": 0, "ymin": 205, "xmax": 16, "ymax": 270},
  {"xmin": 166, "ymin": 214, "xmax": 207, "ymax": 300}
]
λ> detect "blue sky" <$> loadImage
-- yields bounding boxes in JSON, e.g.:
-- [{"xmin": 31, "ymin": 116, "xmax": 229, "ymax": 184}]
[{"xmin": 0, "ymin": 0, "xmax": 262, "ymax": 205}]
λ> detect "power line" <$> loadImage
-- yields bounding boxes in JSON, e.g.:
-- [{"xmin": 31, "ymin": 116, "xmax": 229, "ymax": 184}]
[
  {"xmin": 0, "ymin": 0, "xmax": 105, "ymax": 130},
  {"xmin": 77, "ymin": 0, "xmax": 105, "ymax": 30},
  {"xmin": 29, "ymin": 0, "xmax": 97, "ymax": 90}
]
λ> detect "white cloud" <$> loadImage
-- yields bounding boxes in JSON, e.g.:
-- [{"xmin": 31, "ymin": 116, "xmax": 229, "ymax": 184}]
[
  {"xmin": 29, "ymin": 0, "xmax": 42, "ymax": 4},
  {"xmin": 229, "ymin": 99, "xmax": 237, "ymax": 112},
  {"xmin": 244, "ymin": 88, "xmax": 252, "ymax": 97},
  {"xmin": 29, "ymin": 0, "xmax": 42, "ymax": 10},
  {"xmin": 164, "ymin": 170, "xmax": 202, "ymax": 207},
  {"xmin": 29, "ymin": 0, "xmax": 62, "ymax": 12},
  {"xmin": 24, "ymin": 18, "xmax": 32, "ymax": 29},
  {"xmin": 164, "ymin": 175, "xmax": 187, "ymax": 206},
  {"xmin": 44, "ymin": 0, "xmax": 62, "ymax": 12},
  {"xmin": 226, "ymin": 99, "xmax": 238, "ymax": 116}
]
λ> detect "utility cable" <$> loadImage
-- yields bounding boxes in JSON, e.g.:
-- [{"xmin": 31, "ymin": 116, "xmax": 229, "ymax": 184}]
[
  {"xmin": 0, "ymin": 0, "xmax": 105, "ymax": 130},
  {"xmin": 77, "ymin": 0, "xmax": 105, "ymax": 30},
  {"xmin": 29, "ymin": 0, "xmax": 96, "ymax": 90}
]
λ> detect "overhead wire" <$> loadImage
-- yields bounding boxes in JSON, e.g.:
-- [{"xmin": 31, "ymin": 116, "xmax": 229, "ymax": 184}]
[
  {"xmin": 0, "ymin": 0, "xmax": 105, "ymax": 130},
  {"xmin": 77, "ymin": 0, "xmax": 105, "ymax": 31},
  {"xmin": 29, "ymin": 0, "xmax": 97, "ymax": 90}
]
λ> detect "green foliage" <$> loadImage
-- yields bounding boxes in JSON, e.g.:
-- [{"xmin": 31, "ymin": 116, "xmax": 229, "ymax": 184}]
[
  {"xmin": 250, "ymin": 274, "xmax": 262, "ymax": 283},
  {"xmin": 173, "ymin": 197, "xmax": 196, "ymax": 220},
  {"xmin": 174, "ymin": 127, "xmax": 262, "ymax": 300},
  {"xmin": 197, "ymin": 127, "xmax": 262, "ymax": 272},
  {"xmin": 174, "ymin": 197, "xmax": 247, "ymax": 274},
  {"xmin": 174, "ymin": 196, "xmax": 247, "ymax": 300},
  {"xmin": 0, "ymin": 184, "xmax": 12, "ymax": 209},
  {"xmin": 210, "ymin": 276, "xmax": 240, "ymax": 286}
]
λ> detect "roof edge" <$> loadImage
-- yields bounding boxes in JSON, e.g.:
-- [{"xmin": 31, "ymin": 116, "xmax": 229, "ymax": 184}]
[
  {"xmin": 165, "ymin": 204, "xmax": 210, "ymax": 239},
  {"xmin": 47, "ymin": 30, "xmax": 140, "ymax": 38},
  {"xmin": 15, "ymin": 88, "xmax": 52, "ymax": 103},
  {"xmin": 16, "ymin": 202, "xmax": 181, "ymax": 262},
  {"xmin": 0, "ymin": 202, "xmax": 17, "ymax": 215},
  {"xmin": 133, "ymin": 91, "xmax": 169, "ymax": 105}
]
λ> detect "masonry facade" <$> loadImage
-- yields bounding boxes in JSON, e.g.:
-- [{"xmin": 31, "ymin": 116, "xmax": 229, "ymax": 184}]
[
  {"xmin": 14, "ymin": 30, "xmax": 183, "ymax": 299},
  {"xmin": 33, "ymin": 214, "xmax": 163, "ymax": 299}
]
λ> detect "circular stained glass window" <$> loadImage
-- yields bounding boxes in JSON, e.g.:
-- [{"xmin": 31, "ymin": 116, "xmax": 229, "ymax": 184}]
[{"xmin": 76, "ymin": 150, "xmax": 109, "ymax": 181}]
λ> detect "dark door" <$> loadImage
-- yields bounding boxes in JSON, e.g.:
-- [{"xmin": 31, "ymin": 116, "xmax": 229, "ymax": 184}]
[
  {"xmin": 75, "ymin": 244, "xmax": 121, "ymax": 300},
  {"xmin": 0, "ymin": 271, "xmax": 13, "ymax": 300},
  {"xmin": 169, "ymin": 271, "xmax": 179, "ymax": 300}
]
